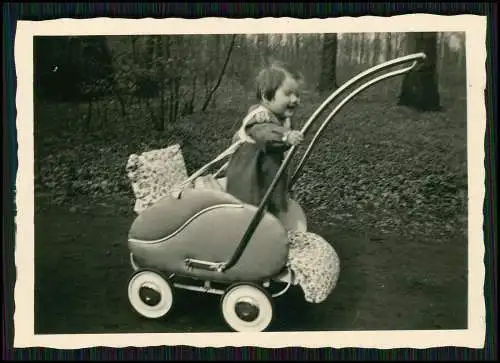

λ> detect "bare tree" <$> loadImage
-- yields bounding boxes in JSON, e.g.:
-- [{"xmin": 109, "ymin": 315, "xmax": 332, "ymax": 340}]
[
  {"xmin": 385, "ymin": 33, "xmax": 393, "ymax": 61},
  {"xmin": 201, "ymin": 34, "xmax": 237, "ymax": 111},
  {"xmin": 318, "ymin": 33, "xmax": 339, "ymax": 92},
  {"xmin": 348, "ymin": 33, "xmax": 357, "ymax": 64},
  {"xmin": 372, "ymin": 33, "xmax": 381, "ymax": 65},
  {"xmin": 359, "ymin": 33, "xmax": 365, "ymax": 64},
  {"xmin": 394, "ymin": 33, "xmax": 404, "ymax": 57},
  {"xmin": 398, "ymin": 32, "xmax": 441, "ymax": 111}
]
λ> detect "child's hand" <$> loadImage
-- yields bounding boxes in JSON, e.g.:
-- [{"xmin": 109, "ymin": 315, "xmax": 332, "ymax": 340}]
[{"xmin": 285, "ymin": 130, "xmax": 304, "ymax": 146}]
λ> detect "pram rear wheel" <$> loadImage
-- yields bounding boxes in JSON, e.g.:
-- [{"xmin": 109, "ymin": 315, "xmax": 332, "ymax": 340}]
[
  {"xmin": 128, "ymin": 269, "xmax": 174, "ymax": 319},
  {"xmin": 221, "ymin": 283, "xmax": 274, "ymax": 332}
]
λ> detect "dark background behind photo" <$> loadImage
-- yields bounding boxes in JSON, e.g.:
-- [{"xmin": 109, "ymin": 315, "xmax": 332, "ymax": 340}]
[{"xmin": 3, "ymin": 2, "xmax": 496, "ymax": 361}]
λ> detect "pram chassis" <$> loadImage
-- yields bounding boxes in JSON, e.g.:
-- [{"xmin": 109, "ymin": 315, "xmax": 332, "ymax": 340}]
[{"xmin": 127, "ymin": 53, "xmax": 427, "ymax": 332}]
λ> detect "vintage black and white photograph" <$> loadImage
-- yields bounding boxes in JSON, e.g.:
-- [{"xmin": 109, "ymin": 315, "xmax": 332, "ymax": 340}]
[{"xmin": 14, "ymin": 15, "xmax": 486, "ymax": 348}]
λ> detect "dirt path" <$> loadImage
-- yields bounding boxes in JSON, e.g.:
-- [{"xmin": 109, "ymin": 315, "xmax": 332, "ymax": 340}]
[{"xmin": 34, "ymin": 201, "xmax": 467, "ymax": 334}]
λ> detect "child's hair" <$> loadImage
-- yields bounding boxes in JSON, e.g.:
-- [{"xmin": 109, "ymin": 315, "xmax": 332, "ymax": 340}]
[{"xmin": 255, "ymin": 61, "xmax": 302, "ymax": 102}]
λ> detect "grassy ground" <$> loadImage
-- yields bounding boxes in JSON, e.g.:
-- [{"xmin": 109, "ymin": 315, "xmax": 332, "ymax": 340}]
[{"xmin": 33, "ymin": 69, "xmax": 468, "ymax": 333}]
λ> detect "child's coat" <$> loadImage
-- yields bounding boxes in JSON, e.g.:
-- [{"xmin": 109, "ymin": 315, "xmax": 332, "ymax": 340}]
[{"xmin": 226, "ymin": 104, "xmax": 293, "ymax": 216}]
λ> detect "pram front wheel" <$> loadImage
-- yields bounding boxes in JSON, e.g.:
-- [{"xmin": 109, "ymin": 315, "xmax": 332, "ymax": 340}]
[
  {"xmin": 220, "ymin": 283, "xmax": 274, "ymax": 332},
  {"xmin": 128, "ymin": 269, "xmax": 174, "ymax": 319}
]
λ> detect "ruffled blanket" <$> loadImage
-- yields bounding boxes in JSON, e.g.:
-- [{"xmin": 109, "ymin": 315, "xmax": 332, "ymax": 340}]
[{"xmin": 125, "ymin": 145, "xmax": 340, "ymax": 303}]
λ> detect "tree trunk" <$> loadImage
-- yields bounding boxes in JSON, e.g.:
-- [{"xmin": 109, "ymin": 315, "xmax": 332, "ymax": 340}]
[
  {"xmin": 160, "ymin": 85, "xmax": 166, "ymax": 130},
  {"xmin": 173, "ymin": 76, "xmax": 180, "ymax": 122},
  {"xmin": 201, "ymin": 34, "xmax": 237, "ymax": 112},
  {"xmin": 349, "ymin": 34, "xmax": 357, "ymax": 64},
  {"xmin": 457, "ymin": 33, "xmax": 465, "ymax": 70},
  {"xmin": 392, "ymin": 33, "xmax": 399, "ymax": 57},
  {"xmin": 215, "ymin": 35, "xmax": 221, "ymax": 68},
  {"xmin": 386, "ymin": 33, "xmax": 393, "ymax": 61},
  {"xmin": 359, "ymin": 33, "xmax": 365, "ymax": 64},
  {"xmin": 212, "ymin": 35, "xmax": 221, "ymax": 107},
  {"xmin": 85, "ymin": 99, "xmax": 92, "ymax": 131},
  {"xmin": 145, "ymin": 97, "xmax": 161, "ymax": 132},
  {"xmin": 131, "ymin": 36, "xmax": 138, "ymax": 62},
  {"xmin": 182, "ymin": 75, "xmax": 196, "ymax": 115},
  {"xmin": 317, "ymin": 33, "xmax": 338, "ymax": 92},
  {"xmin": 105, "ymin": 37, "xmax": 127, "ymax": 117},
  {"xmin": 158, "ymin": 36, "xmax": 166, "ymax": 131},
  {"xmin": 101, "ymin": 101, "xmax": 108, "ymax": 128},
  {"xmin": 263, "ymin": 34, "xmax": 271, "ymax": 65},
  {"xmin": 145, "ymin": 36, "xmax": 155, "ymax": 68},
  {"xmin": 395, "ymin": 33, "xmax": 403, "ymax": 57},
  {"xmin": 168, "ymin": 82, "xmax": 174, "ymax": 124},
  {"xmin": 372, "ymin": 33, "xmax": 381, "ymax": 65},
  {"xmin": 116, "ymin": 91, "xmax": 127, "ymax": 117},
  {"xmin": 437, "ymin": 32, "xmax": 446, "ymax": 74},
  {"xmin": 294, "ymin": 34, "xmax": 300, "ymax": 60},
  {"xmin": 398, "ymin": 32, "xmax": 441, "ymax": 111}
]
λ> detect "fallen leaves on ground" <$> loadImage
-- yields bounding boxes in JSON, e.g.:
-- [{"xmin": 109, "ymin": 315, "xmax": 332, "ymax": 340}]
[{"xmin": 34, "ymin": 91, "xmax": 468, "ymax": 240}]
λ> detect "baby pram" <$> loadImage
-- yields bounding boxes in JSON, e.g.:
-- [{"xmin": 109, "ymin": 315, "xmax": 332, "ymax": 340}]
[{"xmin": 125, "ymin": 53, "xmax": 427, "ymax": 332}]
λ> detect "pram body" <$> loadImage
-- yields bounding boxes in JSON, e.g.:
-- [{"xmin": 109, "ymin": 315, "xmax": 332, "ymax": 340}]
[
  {"xmin": 129, "ymin": 188, "xmax": 290, "ymax": 283},
  {"xmin": 126, "ymin": 53, "xmax": 427, "ymax": 332}
]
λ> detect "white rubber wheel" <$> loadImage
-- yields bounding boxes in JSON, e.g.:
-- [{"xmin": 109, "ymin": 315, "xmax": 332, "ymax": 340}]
[
  {"xmin": 221, "ymin": 283, "xmax": 274, "ymax": 332},
  {"xmin": 128, "ymin": 270, "xmax": 174, "ymax": 319}
]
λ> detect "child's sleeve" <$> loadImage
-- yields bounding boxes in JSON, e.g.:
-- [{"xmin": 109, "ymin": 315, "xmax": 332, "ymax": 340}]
[{"xmin": 245, "ymin": 114, "xmax": 291, "ymax": 152}]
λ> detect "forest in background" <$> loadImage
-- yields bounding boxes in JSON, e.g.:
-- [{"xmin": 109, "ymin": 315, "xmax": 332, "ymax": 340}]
[
  {"xmin": 33, "ymin": 32, "xmax": 468, "ymax": 239},
  {"xmin": 35, "ymin": 32, "xmax": 466, "ymax": 128}
]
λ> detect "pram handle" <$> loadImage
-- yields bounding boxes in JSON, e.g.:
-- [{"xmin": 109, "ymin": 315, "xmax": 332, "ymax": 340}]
[
  {"xmin": 290, "ymin": 52, "xmax": 427, "ymax": 187},
  {"xmin": 218, "ymin": 52, "xmax": 427, "ymax": 273}
]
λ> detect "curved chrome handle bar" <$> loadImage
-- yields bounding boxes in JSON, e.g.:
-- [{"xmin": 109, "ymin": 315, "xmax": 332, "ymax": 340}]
[
  {"xmin": 298, "ymin": 52, "xmax": 427, "ymax": 138},
  {"xmin": 290, "ymin": 58, "xmax": 422, "ymax": 187}
]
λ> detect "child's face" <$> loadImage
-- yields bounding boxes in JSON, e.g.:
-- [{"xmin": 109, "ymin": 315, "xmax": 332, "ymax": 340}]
[{"xmin": 265, "ymin": 75, "xmax": 301, "ymax": 120}]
